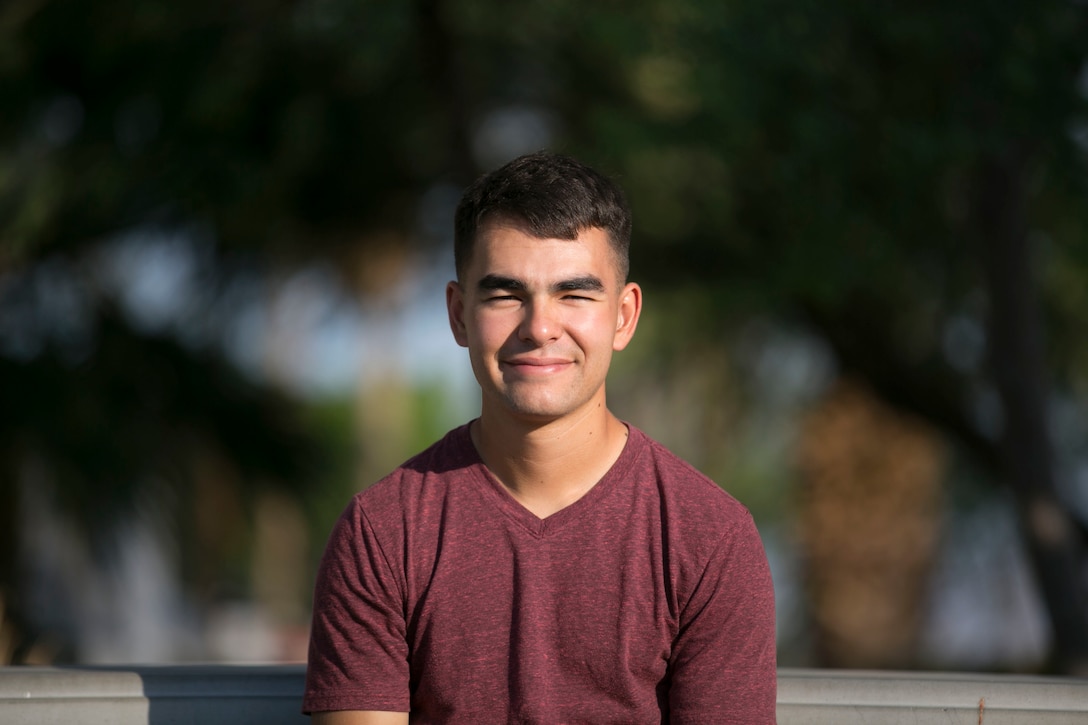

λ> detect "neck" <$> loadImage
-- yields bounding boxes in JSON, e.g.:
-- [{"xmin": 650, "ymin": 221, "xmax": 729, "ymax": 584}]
[{"xmin": 472, "ymin": 404, "xmax": 629, "ymax": 519}]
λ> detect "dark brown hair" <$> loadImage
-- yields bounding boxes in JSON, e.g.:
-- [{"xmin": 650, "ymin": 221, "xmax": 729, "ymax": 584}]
[{"xmin": 453, "ymin": 152, "xmax": 631, "ymax": 281}]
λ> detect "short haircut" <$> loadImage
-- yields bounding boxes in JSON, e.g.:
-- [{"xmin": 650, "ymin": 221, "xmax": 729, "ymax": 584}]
[{"xmin": 453, "ymin": 151, "xmax": 632, "ymax": 282}]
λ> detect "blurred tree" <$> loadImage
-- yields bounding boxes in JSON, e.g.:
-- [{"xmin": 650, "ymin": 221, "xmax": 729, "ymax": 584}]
[
  {"xmin": 432, "ymin": 0, "xmax": 1088, "ymax": 670},
  {"xmin": 797, "ymin": 379, "xmax": 944, "ymax": 668},
  {"xmin": 4, "ymin": 0, "xmax": 1088, "ymax": 672},
  {"xmin": 1, "ymin": 0, "xmax": 479, "ymax": 662},
  {"xmin": 553, "ymin": 0, "xmax": 1088, "ymax": 671},
  {"xmin": 0, "ymin": 0, "xmax": 426, "ymax": 659}
]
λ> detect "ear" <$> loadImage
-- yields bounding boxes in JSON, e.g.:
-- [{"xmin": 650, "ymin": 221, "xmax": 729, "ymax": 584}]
[
  {"xmin": 446, "ymin": 280, "xmax": 469, "ymax": 347},
  {"xmin": 612, "ymin": 282, "xmax": 642, "ymax": 352}
]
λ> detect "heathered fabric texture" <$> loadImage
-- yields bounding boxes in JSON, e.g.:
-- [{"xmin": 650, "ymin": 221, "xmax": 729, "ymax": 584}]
[{"xmin": 304, "ymin": 423, "xmax": 776, "ymax": 723}]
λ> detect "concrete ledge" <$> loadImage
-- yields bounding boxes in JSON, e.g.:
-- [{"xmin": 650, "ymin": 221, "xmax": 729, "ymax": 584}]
[
  {"xmin": 778, "ymin": 667, "xmax": 1088, "ymax": 723},
  {"xmin": 1, "ymin": 665, "xmax": 1087, "ymax": 723},
  {"xmin": 0, "ymin": 664, "xmax": 308, "ymax": 724}
]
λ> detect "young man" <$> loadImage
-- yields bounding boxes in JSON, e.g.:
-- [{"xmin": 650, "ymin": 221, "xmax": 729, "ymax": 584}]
[{"xmin": 303, "ymin": 152, "xmax": 777, "ymax": 724}]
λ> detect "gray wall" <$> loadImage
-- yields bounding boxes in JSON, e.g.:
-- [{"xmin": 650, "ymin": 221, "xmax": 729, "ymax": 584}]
[{"xmin": 2, "ymin": 665, "xmax": 1087, "ymax": 723}]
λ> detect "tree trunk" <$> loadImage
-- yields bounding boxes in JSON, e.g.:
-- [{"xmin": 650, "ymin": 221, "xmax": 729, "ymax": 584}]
[
  {"xmin": 415, "ymin": 0, "xmax": 477, "ymax": 183},
  {"xmin": 796, "ymin": 379, "xmax": 944, "ymax": 668},
  {"xmin": 975, "ymin": 150, "xmax": 1088, "ymax": 674}
]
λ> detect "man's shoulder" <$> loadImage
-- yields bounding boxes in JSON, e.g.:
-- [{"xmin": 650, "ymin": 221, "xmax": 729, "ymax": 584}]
[
  {"xmin": 353, "ymin": 422, "xmax": 479, "ymax": 511},
  {"xmin": 627, "ymin": 424, "xmax": 754, "ymax": 528}
]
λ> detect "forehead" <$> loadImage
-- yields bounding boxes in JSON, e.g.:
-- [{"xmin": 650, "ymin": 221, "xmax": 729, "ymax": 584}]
[{"xmin": 469, "ymin": 220, "xmax": 621, "ymax": 284}]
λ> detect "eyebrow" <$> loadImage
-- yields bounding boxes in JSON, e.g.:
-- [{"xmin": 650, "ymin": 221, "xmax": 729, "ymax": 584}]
[
  {"xmin": 554, "ymin": 276, "xmax": 606, "ymax": 293},
  {"xmin": 478, "ymin": 274, "xmax": 605, "ymax": 294}
]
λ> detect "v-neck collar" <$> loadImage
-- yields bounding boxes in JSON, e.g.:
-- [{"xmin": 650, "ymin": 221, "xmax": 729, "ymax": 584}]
[{"xmin": 458, "ymin": 421, "xmax": 639, "ymax": 538}]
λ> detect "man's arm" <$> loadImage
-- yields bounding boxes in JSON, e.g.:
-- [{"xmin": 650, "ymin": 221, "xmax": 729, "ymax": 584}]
[
  {"xmin": 304, "ymin": 499, "xmax": 412, "ymax": 716},
  {"xmin": 312, "ymin": 711, "xmax": 409, "ymax": 724},
  {"xmin": 668, "ymin": 512, "xmax": 777, "ymax": 724}
]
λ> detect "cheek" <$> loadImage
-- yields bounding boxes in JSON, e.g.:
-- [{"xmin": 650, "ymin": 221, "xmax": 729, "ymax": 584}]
[
  {"xmin": 567, "ymin": 313, "xmax": 620, "ymax": 348},
  {"xmin": 471, "ymin": 312, "xmax": 517, "ymax": 350}
]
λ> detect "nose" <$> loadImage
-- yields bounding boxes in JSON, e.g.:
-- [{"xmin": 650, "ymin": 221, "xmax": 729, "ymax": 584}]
[{"xmin": 519, "ymin": 299, "xmax": 560, "ymax": 345}]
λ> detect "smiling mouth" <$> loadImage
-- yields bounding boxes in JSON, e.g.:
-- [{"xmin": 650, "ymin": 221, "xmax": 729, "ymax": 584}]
[{"xmin": 501, "ymin": 358, "xmax": 572, "ymax": 375}]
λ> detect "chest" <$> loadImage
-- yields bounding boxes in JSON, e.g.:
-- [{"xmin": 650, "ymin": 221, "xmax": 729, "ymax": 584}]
[{"xmin": 400, "ymin": 512, "xmax": 677, "ymax": 719}]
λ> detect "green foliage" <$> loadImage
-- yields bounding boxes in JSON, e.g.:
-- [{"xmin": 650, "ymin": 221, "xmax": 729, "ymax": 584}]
[
  {"xmin": 5, "ymin": 0, "xmax": 1088, "ymax": 667},
  {"xmin": 0, "ymin": 0, "xmax": 446, "ymax": 267}
]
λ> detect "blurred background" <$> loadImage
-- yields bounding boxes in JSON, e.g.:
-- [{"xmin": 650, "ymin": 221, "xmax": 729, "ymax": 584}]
[{"xmin": 3, "ymin": 0, "xmax": 1088, "ymax": 675}]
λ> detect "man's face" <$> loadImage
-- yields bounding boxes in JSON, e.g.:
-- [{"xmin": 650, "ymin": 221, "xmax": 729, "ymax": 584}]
[{"xmin": 446, "ymin": 220, "xmax": 641, "ymax": 425}]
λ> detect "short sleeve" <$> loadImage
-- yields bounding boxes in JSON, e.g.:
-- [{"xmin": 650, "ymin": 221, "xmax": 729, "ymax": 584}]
[
  {"xmin": 667, "ymin": 511, "xmax": 777, "ymax": 724},
  {"xmin": 303, "ymin": 496, "xmax": 411, "ymax": 714}
]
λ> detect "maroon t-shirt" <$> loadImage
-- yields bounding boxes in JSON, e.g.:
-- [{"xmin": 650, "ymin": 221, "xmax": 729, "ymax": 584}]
[{"xmin": 304, "ymin": 423, "xmax": 776, "ymax": 723}]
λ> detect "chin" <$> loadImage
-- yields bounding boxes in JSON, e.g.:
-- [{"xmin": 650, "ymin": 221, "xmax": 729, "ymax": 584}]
[
  {"xmin": 496, "ymin": 394, "xmax": 572, "ymax": 423},
  {"xmin": 507, "ymin": 405, "xmax": 568, "ymax": 423}
]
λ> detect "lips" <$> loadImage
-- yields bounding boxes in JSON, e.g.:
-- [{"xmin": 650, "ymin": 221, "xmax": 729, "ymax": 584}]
[{"xmin": 501, "ymin": 357, "xmax": 573, "ymax": 375}]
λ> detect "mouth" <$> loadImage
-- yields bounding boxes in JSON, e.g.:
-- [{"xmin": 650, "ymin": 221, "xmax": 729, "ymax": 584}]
[{"xmin": 500, "ymin": 357, "xmax": 573, "ymax": 376}]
